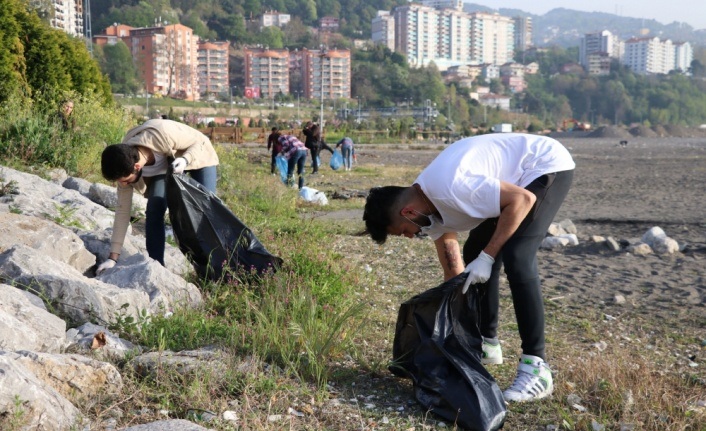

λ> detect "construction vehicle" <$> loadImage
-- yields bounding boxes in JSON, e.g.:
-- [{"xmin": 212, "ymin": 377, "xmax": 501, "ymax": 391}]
[{"xmin": 562, "ymin": 119, "xmax": 591, "ymax": 131}]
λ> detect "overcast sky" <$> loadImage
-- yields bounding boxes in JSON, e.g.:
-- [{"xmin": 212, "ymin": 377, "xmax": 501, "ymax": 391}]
[{"xmin": 468, "ymin": 1, "xmax": 706, "ymax": 30}]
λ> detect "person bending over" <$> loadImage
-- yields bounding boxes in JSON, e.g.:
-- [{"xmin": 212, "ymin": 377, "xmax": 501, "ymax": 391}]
[
  {"xmin": 97, "ymin": 119, "xmax": 219, "ymax": 273},
  {"xmin": 363, "ymin": 133, "xmax": 575, "ymax": 403}
]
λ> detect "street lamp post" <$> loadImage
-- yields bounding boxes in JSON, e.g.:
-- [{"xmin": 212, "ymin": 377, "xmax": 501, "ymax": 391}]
[
  {"xmin": 296, "ymin": 90, "xmax": 301, "ymax": 121},
  {"xmin": 319, "ymin": 45, "xmax": 327, "ymax": 133},
  {"xmin": 229, "ymin": 86, "xmax": 237, "ymax": 109}
]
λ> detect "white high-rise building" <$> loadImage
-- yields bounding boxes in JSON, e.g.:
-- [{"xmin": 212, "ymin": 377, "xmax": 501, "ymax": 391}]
[
  {"xmin": 51, "ymin": 0, "xmax": 84, "ymax": 37},
  {"xmin": 579, "ymin": 30, "xmax": 622, "ymax": 68},
  {"xmin": 421, "ymin": 0, "xmax": 463, "ymax": 10},
  {"xmin": 513, "ymin": 16, "xmax": 533, "ymax": 52},
  {"xmin": 389, "ymin": 5, "xmax": 514, "ymax": 70},
  {"xmin": 372, "ymin": 11, "xmax": 395, "ymax": 51},
  {"xmin": 623, "ymin": 37, "xmax": 675, "ymax": 75},
  {"xmin": 469, "ymin": 12, "xmax": 515, "ymax": 67},
  {"xmin": 674, "ymin": 41, "xmax": 694, "ymax": 74}
]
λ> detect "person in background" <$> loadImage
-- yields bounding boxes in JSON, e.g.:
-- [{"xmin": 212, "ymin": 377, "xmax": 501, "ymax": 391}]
[
  {"xmin": 96, "ymin": 119, "xmax": 219, "ymax": 273},
  {"xmin": 267, "ymin": 127, "xmax": 283, "ymax": 175},
  {"xmin": 302, "ymin": 122, "xmax": 333, "ymax": 174},
  {"xmin": 57, "ymin": 99, "xmax": 76, "ymax": 132},
  {"xmin": 277, "ymin": 132, "xmax": 308, "ymax": 189},
  {"xmin": 362, "ymin": 133, "xmax": 575, "ymax": 403},
  {"xmin": 336, "ymin": 137, "xmax": 355, "ymax": 171}
]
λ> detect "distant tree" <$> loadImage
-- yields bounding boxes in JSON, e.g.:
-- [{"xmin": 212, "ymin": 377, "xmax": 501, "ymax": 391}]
[
  {"xmin": 102, "ymin": 41, "xmax": 142, "ymax": 94},
  {"xmin": 0, "ymin": 0, "xmax": 29, "ymax": 103}
]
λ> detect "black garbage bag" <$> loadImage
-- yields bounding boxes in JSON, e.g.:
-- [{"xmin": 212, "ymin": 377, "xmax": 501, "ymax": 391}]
[
  {"xmin": 166, "ymin": 171, "xmax": 283, "ymax": 280},
  {"xmin": 390, "ymin": 274, "xmax": 506, "ymax": 431}
]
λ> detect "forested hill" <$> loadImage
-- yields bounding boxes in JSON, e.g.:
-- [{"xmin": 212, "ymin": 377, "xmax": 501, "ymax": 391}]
[
  {"xmin": 92, "ymin": 0, "xmax": 408, "ymax": 42},
  {"xmin": 92, "ymin": 0, "xmax": 706, "ymax": 48}
]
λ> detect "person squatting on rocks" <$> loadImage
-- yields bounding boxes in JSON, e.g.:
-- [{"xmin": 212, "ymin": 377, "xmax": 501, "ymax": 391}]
[
  {"xmin": 277, "ymin": 132, "xmax": 309, "ymax": 189},
  {"xmin": 336, "ymin": 137, "xmax": 355, "ymax": 171},
  {"xmin": 302, "ymin": 122, "xmax": 334, "ymax": 174},
  {"xmin": 96, "ymin": 119, "xmax": 219, "ymax": 273},
  {"xmin": 363, "ymin": 133, "xmax": 575, "ymax": 403},
  {"xmin": 267, "ymin": 126, "xmax": 283, "ymax": 175}
]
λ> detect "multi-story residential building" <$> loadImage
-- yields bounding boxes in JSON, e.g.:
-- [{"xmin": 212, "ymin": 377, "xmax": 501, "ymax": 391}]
[
  {"xmin": 244, "ymin": 48, "xmax": 290, "ymax": 99},
  {"xmin": 261, "ymin": 11, "xmax": 291, "ymax": 29},
  {"xmin": 623, "ymin": 37, "xmax": 675, "ymax": 75},
  {"xmin": 389, "ymin": 4, "xmax": 515, "ymax": 70},
  {"xmin": 470, "ymin": 12, "xmax": 515, "ymax": 67},
  {"xmin": 500, "ymin": 62, "xmax": 526, "ymax": 93},
  {"xmin": 393, "ymin": 4, "xmax": 441, "ymax": 68},
  {"xmin": 319, "ymin": 17, "xmax": 340, "ymax": 32},
  {"xmin": 197, "ymin": 41, "xmax": 230, "ymax": 98},
  {"xmin": 302, "ymin": 48, "xmax": 351, "ymax": 100},
  {"xmin": 513, "ymin": 16, "xmax": 533, "ymax": 52},
  {"xmin": 674, "ymin": 41, "xmax": 694, "ymax": 73},
  {"xmin": 579, "ymin": 30, "xmax": 623, "ymax": 69},
  {"xmin": 586, "ymin": 52, "xmax": 612, "ymax": 75},
  {"xmin": 372, "ymin": 11, "xmax": 395, "ymax": 50},
  {"xmin": 95, "ymin": 22, "xmax": 200, "ymax": 100},
  {"xmin": 50, "ymin": 0, "xmax": 84, "ymax": 37},
  {"xmin": 420, "ymin": 0, "xmax": 463, "ymax": 10}
]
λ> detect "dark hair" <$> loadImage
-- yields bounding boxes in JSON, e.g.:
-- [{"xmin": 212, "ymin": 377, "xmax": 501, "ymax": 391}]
[
  {"xmin": 271, "ymin": 127, "xmax": 278, "ymax": 132},
  {"xmin": 363, "ymin": 186, "xmax": 406, "ymax": 244},
  {"xmin": 101, "ymin": 144, "xmax": 140, "ymax": 181}
]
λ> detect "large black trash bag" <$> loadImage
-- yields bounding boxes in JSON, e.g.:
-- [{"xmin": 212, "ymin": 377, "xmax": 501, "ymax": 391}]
[
  {"xmin": 166, "ymin": 171, "xmax": 283, "ymax": 280},
  {"xmin": 390, "ymin": 274, "xmax": 506, "ymax": 431}
]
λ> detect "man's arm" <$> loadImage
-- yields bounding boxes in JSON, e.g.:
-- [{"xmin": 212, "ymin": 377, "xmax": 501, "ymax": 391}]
[
  {"xmin": 482, "ymin": 181, "xmax": 536, "ymax": 258},
  {"xmin": 434, "ymin": 232, "xmax": 465, "ymax": 281}
]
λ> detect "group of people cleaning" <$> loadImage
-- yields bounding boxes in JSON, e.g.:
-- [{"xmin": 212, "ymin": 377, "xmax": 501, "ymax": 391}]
[
  {"xmin": 97, "ymin": 117, "xmax": 575, "ymax": 407},
  {"xmin": 267, "ymin": 122, "xmax": 355, "ymax": 189}
]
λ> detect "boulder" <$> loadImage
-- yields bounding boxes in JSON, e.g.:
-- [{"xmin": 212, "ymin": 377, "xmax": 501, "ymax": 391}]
[{"xmin": 0, "ymin": 284, "xmax": 66, "ymax": 353}]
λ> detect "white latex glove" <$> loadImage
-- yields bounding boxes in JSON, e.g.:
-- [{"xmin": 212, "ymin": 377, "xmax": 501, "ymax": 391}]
[
  {"xmin": 171, "ymin": 157, "xmax": 188, "ymax": 174},
  {"xmin": 96, "ymin": 258, "xmax": 116, "ymax": 275},
  {"xmin": 462, "ymin": 251, "xmax": 495, "ymax": 293}
]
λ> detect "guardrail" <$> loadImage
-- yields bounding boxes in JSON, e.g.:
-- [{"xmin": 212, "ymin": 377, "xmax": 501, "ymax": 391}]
[{"xmin": 197, "ymin": 127, "xmax": 304, "ymax": 144}]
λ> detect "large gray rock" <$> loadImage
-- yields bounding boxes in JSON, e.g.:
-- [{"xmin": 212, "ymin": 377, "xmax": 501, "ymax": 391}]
[
  {"xmin": 0, "ymin": 212, "xmax": 96, "ymax": 273},
  {"xmin": 129, "ymin": 348, "xmax": 227, "ymax": 379},
  {"xmin": 0, "ymin": 245, "xmax": 151, "ymax": 325},
  {"xmin": 0, "ymin": 166, "xmax": 115, "ymax": 231},
  {"xmin": 0, "ymin": 284, "xmax": 66, "ymax": 353},
  {"xmin": 0, "ymin": 354, "xmax": 83, "ymax": 431},
  {"xmin": 1, "ymin": 350, "xmax": 123, "ymax": 398},
  {"xmin": 89, "ymin": 182, "xmax": 147, "ymax": 215},
  {"xmin": 62, "ymin": 176, "xmax": 92, "ymax": 196},
  {"xmin": 97, "ymin": 253, "xmax": 202, "ymax": 313}
]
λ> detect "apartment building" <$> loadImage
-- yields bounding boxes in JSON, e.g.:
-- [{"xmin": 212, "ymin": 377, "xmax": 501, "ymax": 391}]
[
  {"xmin": 579, "ymin": 30, "xmax": 623, "ymax": 70},
  {"xmin": 513, "ymin": 16, "xmax": 533, "ymax": 52},
  {"xmin": 244, "ymin": 48, "xmax": 290, "ymax": 99},
  {"xmin": 50, "ymin": 0, "xmax": 84, "ymax": 37},
  {"xmin": 623, "ymin": 37, "xmax": 675, "ymax": 75},
  {"xmin": 393, "ymin": 4, "xmax": 446, "ymax": 68},
  {"xmin": 302, "ymin": 48, "xmax": 351, "ymax": 100},
  {"xmin": 95, "ymin": 22, "xmax": 199, "ymax": 100},
  {"xmin": 371, "ymin": 11, "xmax": 395, "ymax": 50},
  {"xmin": 197, "ymin": 41, "xmax": 230, "ymax": 98},
  {"xmin": 261, "ymin": 11, "xmax": 291, "ymax": 29},
  {"xmin": 469, "ymin": 12, "xmax": 515, "ymax": 67},
  {"xmin": 390, "ymin": 5, "xmax": 514, "ymax": 70},
  {"xmin": 674, "ymin": 41, "xmax": 694, "ymax": 73}
]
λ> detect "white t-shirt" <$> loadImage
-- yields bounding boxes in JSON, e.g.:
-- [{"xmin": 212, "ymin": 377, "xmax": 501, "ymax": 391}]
[{"xmin": 415, "ymin": 133, "xmax": 575, "ymax": 240}]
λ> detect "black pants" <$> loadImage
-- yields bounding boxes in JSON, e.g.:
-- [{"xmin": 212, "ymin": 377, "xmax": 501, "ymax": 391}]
[
  {"xmin": 270, "ymin": 151, "xmax": 279, "ymax": 174},
  {"xmin": 462, "ymin": 170, "xmax": 574, "ymax": 360}
]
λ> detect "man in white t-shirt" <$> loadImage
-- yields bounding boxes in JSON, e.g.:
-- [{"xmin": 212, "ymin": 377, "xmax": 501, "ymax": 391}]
[{"xmin": 363, "ymin": 133, "xmax": 575, "ymax": 403}]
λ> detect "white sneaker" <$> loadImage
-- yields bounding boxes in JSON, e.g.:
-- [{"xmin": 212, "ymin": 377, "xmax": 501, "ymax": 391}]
[
  {"xmin": 503, "ymin": 354, "xmax": 554, "ymax": 402},
  {"xmin": 481, "ymin": 340, "xmax": 503, "ymax": 365}
]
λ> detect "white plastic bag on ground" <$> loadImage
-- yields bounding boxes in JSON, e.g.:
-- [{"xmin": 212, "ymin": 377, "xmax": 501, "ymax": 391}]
[{"xmin": 299, "ymin": 186, "xmax": 328, "ymax": 205}]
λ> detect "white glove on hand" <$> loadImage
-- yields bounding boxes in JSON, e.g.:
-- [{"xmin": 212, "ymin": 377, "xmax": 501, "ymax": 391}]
[
  {"xmin": 462, "ymin": 251, "xmax": 495, "ymax": 293},
  {"xmin": 171, "ymin": 157, "xmax": 188, "ymax": 174},
  {"xmin": 96, "ymin": 259, "xmax": 116, "ymax": 275}
]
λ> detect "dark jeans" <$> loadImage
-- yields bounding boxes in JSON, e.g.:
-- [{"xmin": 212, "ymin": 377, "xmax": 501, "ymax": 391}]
[
  {"xmin": 270, "ymin": 151, "xmax": 280, "ymax": 174},
  {"xmin": 287, "ymin": 149, "xmax": 307, "ymax": 189},
  {"xmin": 145, "ymin": 166, "xmax": 217, "ymax": 266},
  {"xmin": 341, "ymin": 145, "xmax": 353, "ymax": 169},
  {"xmin": 310, "ymin": 141, "xmax": 334, "ymax": 173},
  {"xmin": 462, "ymin": 170, "xmax": 574, "ymax": 360}
]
